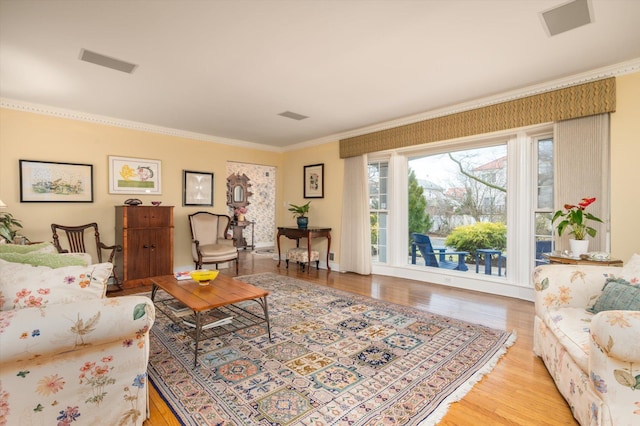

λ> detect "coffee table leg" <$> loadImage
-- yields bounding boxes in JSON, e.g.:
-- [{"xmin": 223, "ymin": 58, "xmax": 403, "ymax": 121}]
[
  {"xmin": 257, "ymin": 296, "xmax": 271, "ymax": 341},
  {"xmin": 151, "ymin": 283, "xmax": 158, "ymax": 301},
  {"xmin": 194, "ymin": 311, "xmax": 201, "ymax": 369}
]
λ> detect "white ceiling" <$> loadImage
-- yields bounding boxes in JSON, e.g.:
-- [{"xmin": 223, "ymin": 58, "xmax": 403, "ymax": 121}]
[{"xmin": 1, "ymin": 0, "xmax": 640, "ymax": 149}]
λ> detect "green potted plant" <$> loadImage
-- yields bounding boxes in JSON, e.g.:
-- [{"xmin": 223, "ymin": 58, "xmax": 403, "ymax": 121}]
[
  {"xmin": 288, "ymin": 202, "xmax": 310, "ymax": 229},
  {"xmin": 0, "ymin": 212, "xmax": 23, "ymax": 243},
  {"xmin": 552, "ymin": 197, "xmax": 603, "ymax": 256}
]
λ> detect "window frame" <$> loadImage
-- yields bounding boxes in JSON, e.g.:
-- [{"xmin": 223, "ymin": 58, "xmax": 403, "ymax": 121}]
[{"xmin": 367, "ymin": 124, "xmax": 554, "ymax": 301}]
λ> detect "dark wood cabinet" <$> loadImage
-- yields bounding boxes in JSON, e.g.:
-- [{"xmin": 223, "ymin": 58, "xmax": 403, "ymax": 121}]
[{"xmin": 115, "ymin": 206, "xmax": 174, "ymax": 288}]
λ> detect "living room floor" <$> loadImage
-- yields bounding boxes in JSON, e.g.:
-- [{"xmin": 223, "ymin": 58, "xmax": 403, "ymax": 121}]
[{"xmin": 119, "ymin": 250, "xmax": 576, "ymax": 426}]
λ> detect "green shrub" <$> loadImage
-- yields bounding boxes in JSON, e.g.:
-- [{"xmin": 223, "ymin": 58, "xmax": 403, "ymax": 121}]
[{"xmin": 445, "ymin": 222, "xmax": 506, "ymax": 259}]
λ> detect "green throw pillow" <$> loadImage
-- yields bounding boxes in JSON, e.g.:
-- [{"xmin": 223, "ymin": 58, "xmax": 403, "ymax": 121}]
[
  {"xmin": 588, "ymin": 278, "xmax": 640, "ymax": 314},
  {"xmin": 0, "ymin": 251, "xmax": 88, "ymax": 268},
  {"xmin": 0, "ymin": 241, "xmax": 55, "ymax": 254}
]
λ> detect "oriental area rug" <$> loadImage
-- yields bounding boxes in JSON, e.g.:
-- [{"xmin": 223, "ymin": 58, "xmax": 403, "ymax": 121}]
[{"xmin": 147, "ymin": 273, "xmax": 516, "ymax": 425}]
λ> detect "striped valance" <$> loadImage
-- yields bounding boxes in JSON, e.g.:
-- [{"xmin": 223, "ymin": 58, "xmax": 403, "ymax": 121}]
[{"xmin": 339, "ymin": 77, "xmax": 616, "ymax": 158}]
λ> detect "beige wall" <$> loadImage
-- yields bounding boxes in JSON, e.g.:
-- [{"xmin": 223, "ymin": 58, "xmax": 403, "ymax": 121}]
[
  {"xmin": 610, "ymin": 72, "xmax": 640, "ymax": 262},
  {"xmin": 1, "ymin": 70, "xmax": 638, "ymax": 273},
  {"xmin": 280, "ymin": 142, "xmax": 344, "ymax": 263},
  {"xmin": 0, "ymin": 109, "xmax": 285, "ymax": 269}
]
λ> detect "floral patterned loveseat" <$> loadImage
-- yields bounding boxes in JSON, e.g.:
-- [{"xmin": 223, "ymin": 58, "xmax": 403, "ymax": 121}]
[
  {"xmin": 533, "ymin": 254, "xmax": 640, "ymax": 426},
  {"xmin": 0, "ymin": 244, "xmax": 155, "ymax": 425}
]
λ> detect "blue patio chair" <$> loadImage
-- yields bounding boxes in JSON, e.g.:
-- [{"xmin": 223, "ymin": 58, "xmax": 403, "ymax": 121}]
[
  {"xmin": 411, "ymin": 233, "xmax": 469, "ymax": 271},
  {"xmin": 536, "ymin": 240, "xmax": 552, "ymax": 266}
]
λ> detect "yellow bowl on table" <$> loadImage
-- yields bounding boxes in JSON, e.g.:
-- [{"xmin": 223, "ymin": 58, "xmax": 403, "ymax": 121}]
[{"xmin": 189, "ymin": 269, "xmax": 219, "ymax": 285}]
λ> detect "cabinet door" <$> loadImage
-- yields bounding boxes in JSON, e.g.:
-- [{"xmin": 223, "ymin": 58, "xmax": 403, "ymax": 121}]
[
  {"xmin": 124, "ymin": 229, "xmax": 151, "ymax": 281},
  {"xmin": 149, "ymin": 228, "xmax": 173, "ymax": 276}
]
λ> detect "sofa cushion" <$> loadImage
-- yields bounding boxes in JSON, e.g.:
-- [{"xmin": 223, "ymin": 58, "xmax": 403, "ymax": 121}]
[
  {"xmin": 619, "ymin": 252, "xmax": 640, "ymax": 284},
  {"xmin": 587, "ymin": 278, "xmax": 640, "ymax": 314},
  {"xmin": 0, "ymin": 241, "xmax": 56, "ymax": 254},
  {"xmin": 542, "ymin": 307, "xmax": 592, "ymax": 372},
  {"xmin": 0, "ymin": 258, "xmax": 111, "ymax": 311},
  {"xmin": 0, "ymin": 251, "xmax": 89, "ymax": 268}
]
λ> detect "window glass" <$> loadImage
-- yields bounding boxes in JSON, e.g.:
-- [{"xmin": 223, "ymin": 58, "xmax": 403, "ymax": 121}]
[
  {"xmin": 406, "ymin": 145, "xmax": 507, "ymax": 273},
  {"xmin": 369, "ymin": 161, "xmax": 388, "ymax": 263},
  {"xmin": 534, "ymin": 137, "xmax": 554, "ymax": 265}
]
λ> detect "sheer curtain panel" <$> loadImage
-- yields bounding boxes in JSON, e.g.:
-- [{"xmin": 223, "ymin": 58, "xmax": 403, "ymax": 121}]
[{"xmin": 339, "ymin": 155, "xmax": 372, "ymax": 275}]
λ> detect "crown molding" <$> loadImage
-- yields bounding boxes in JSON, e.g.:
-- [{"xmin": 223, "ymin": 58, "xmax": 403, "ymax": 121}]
[
  {"xmin": 0, "ymin": 98, "xmax": 284, "ymax": 153},
  {"xmin": 329, "ymin": 57, "xmax": 640, "ymax": 143},
  {"xmin": 2, "ymin": 58, "xmax": 638, "ymax": 152}
]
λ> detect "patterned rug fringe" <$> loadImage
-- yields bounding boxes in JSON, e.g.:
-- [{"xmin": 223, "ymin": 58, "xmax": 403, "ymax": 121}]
[
  {"xmin": 148, "ymin": 272, "xmax": 516, "ymax": 425},
  {"xmin": 417, "ymin": 331, "xmax": 517, "ymax": 425}
]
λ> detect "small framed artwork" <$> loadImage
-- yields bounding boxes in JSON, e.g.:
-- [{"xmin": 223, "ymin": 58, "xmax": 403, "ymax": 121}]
[
  {"xmin": 304, "ymin": 163, "xmax": 324, "ymax": 198},
  {"xmin": 19, "ymin": 159, "xmax": 93, "ymax": 203},
  {"xmin": 183, "ymin": 170, "xmax": 214, "ymax": 206},
  {"xmin": 109, "ymin": 156, "xmax": 161, "ymax": 195}
]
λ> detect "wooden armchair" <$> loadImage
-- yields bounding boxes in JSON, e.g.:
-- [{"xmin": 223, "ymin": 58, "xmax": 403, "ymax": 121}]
[
  {"xmin": 51, "ymin": 222, "xmax": 123, "ymax": 290},
  {"xmin": 410, "ymin": 233, "xmax": 469, "ymax": 271}
]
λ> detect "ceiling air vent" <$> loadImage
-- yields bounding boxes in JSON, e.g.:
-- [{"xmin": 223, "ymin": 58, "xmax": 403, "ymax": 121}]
[
  {"xmin": 540, "ymin": 0, "xmax": 593, "ymax": 37},
  {"xmin": 79, "ymin": 49, "xmax": 138, "ymax": 74},
  {"xmin": 278, "ymin": 111, "xmax": 309, "ymax": 121}
]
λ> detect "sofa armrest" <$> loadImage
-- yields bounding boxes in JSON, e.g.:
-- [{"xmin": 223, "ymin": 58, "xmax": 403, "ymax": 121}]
[
  {"xmin": 533, "ymin": 264, "xmax": 620, "ymax": 317},
  {"xmin": 590, "ymin": 310, "xmax": 640, "ymax": 363},
  {"xmin": 0, "ymin": 295, "xmax": 155, "ymax": 364},
  {"xmin": 588, "ymin": 310, "xmax": 640, "ymax": 425}
]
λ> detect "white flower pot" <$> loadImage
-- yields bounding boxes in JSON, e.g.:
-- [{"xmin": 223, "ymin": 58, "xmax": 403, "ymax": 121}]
[{"xmin": 569, "ymin": 239, "xmax": 589, "ymax": 257}]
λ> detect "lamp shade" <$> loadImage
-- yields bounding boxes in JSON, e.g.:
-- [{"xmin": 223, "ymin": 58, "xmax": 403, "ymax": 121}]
[{"xmin": 0, "ymin": 199, "xmax": 6, "ymax": 208}]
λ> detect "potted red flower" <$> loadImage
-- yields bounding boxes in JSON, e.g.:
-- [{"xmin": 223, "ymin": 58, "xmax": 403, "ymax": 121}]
[{"xmin": 552, "ymin": 197, "xmax": 603, "ymax": 256}]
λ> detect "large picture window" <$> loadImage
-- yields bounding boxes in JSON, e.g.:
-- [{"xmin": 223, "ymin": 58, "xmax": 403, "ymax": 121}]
[{"xmin": 367, "ymin": 125, "xmax": 561, "ymax": 297}]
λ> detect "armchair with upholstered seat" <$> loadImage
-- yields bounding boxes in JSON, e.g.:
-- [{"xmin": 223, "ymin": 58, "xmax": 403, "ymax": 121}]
[
  {"xmin": 411, "ymin": 233, "xmax": 469, "ymax": 271},
  {"xmin": 188, "ymin": 212, "xmax": 239, "ymax": 273},
  {"xmin": 51, "ymin": 222, "xmax": 123, "ymax": 290}
]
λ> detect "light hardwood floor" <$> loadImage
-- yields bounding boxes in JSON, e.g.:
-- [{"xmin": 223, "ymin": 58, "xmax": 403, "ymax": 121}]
[{"xmin": 122, "ymin": 251, "xmax": 577, "ymax": 426}]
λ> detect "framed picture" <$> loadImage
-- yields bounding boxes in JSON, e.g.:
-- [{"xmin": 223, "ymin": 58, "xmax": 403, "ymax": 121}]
[
  {"xmin": 183, "ymin": 170, "xmax": 214, "ymax": 206},
  {"xmin": 109, "ymin": 156, "xmax": 161, "ymax": 195},
  {"xmin": 304, "ymin": 163, "xmax": 324, "ymax": 198},
  {"xmin": 19, "ymin": 159, "xmax": 93, "ymax": 203}
]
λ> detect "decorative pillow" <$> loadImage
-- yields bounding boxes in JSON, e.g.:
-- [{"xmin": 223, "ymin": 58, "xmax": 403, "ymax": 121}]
[
  {"xmin": 587, "ymin": 278, "xmax": 640, "ymax": 314},
  {"xmin": 0, "ymin": 258, "xmax": 112, "ymax": 311},
  {"xmin": 0, "ymin": 251, "xmax": 89, "ymax": 268},
  {"xmin": 619, "ymin": 253, "xmax": 640, "ymax": 285},
  {"xmin": 0, "ymin": 241, "xmax": 56, "ymax": 254}
]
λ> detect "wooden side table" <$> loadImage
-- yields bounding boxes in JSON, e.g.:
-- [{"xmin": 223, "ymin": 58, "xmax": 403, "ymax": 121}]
[
  {"xmin": 231, "ymin": 220, "xmax": 254, "ymax": 250},
  {"xmin": 542, "ymin": 253, "xmax": 623, "ymax": 266},
  {"xmin": 276, "ymin": 227, "xmax": 331, "ymax": 273}
]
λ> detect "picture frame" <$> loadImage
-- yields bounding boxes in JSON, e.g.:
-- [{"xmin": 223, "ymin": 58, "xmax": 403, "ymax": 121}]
[
  {"xmin": 19, "ymin": 159, "xmax": 93, "ymax": 203},
  {"xmin": 109, "ymin": 156, "xmax": 161, "ymax": 195},
  {"xmin": 183, "ymin": 170, "xmax": 214, "ymax": 206},
  {"xmin": 303, "ymin": 163, "xmax": 324, "ymax": 198}
]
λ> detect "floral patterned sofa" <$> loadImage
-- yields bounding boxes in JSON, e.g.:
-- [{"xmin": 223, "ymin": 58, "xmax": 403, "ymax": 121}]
[
  {"xmin": 0, "ymin": 243, "xmax": 155, "ymax": 425},
  {"xmin": 533, "ymin": 254, "xmax": 640, "ymax": 426}
]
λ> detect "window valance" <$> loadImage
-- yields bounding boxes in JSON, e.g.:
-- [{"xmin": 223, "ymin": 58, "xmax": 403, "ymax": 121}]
[{"xmin": 339, "ymin": 77, "xmax": 616, "ymax": 158}]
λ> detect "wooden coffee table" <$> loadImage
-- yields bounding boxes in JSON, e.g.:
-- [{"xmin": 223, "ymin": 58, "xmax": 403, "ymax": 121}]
[{"xmin": 150, "ymin": 274, "xmax": 271, "ymax": 368}]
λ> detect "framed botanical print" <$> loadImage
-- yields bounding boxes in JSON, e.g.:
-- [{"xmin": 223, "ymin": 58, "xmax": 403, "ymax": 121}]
[
  {"xmin": 109, "ymin": 156, "xmax": 162, "ymax": 195},
  {"xmin": 304, "ymin": 163, "xmax": 324, "ymax": 198}
]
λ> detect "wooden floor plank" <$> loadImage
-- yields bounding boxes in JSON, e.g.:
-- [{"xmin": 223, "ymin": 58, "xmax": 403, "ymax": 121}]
[{"xmin": 120, "ymin": 251, "xmax": 576, "ymax": 425}]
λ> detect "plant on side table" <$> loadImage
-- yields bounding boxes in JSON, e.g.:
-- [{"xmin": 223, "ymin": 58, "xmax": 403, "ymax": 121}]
[
  {"xmin": 552, "ymin": 197, "xmax": 603, "ymax": 257},
  {"xmin": 288, "ymin": 202, "xmax": 311, "ymax": 229}
]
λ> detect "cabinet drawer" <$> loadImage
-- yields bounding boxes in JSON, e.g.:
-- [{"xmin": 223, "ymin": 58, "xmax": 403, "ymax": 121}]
[{"xmin": 118, "ymin": 206, "xmax": 173, "ymax": 228}]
